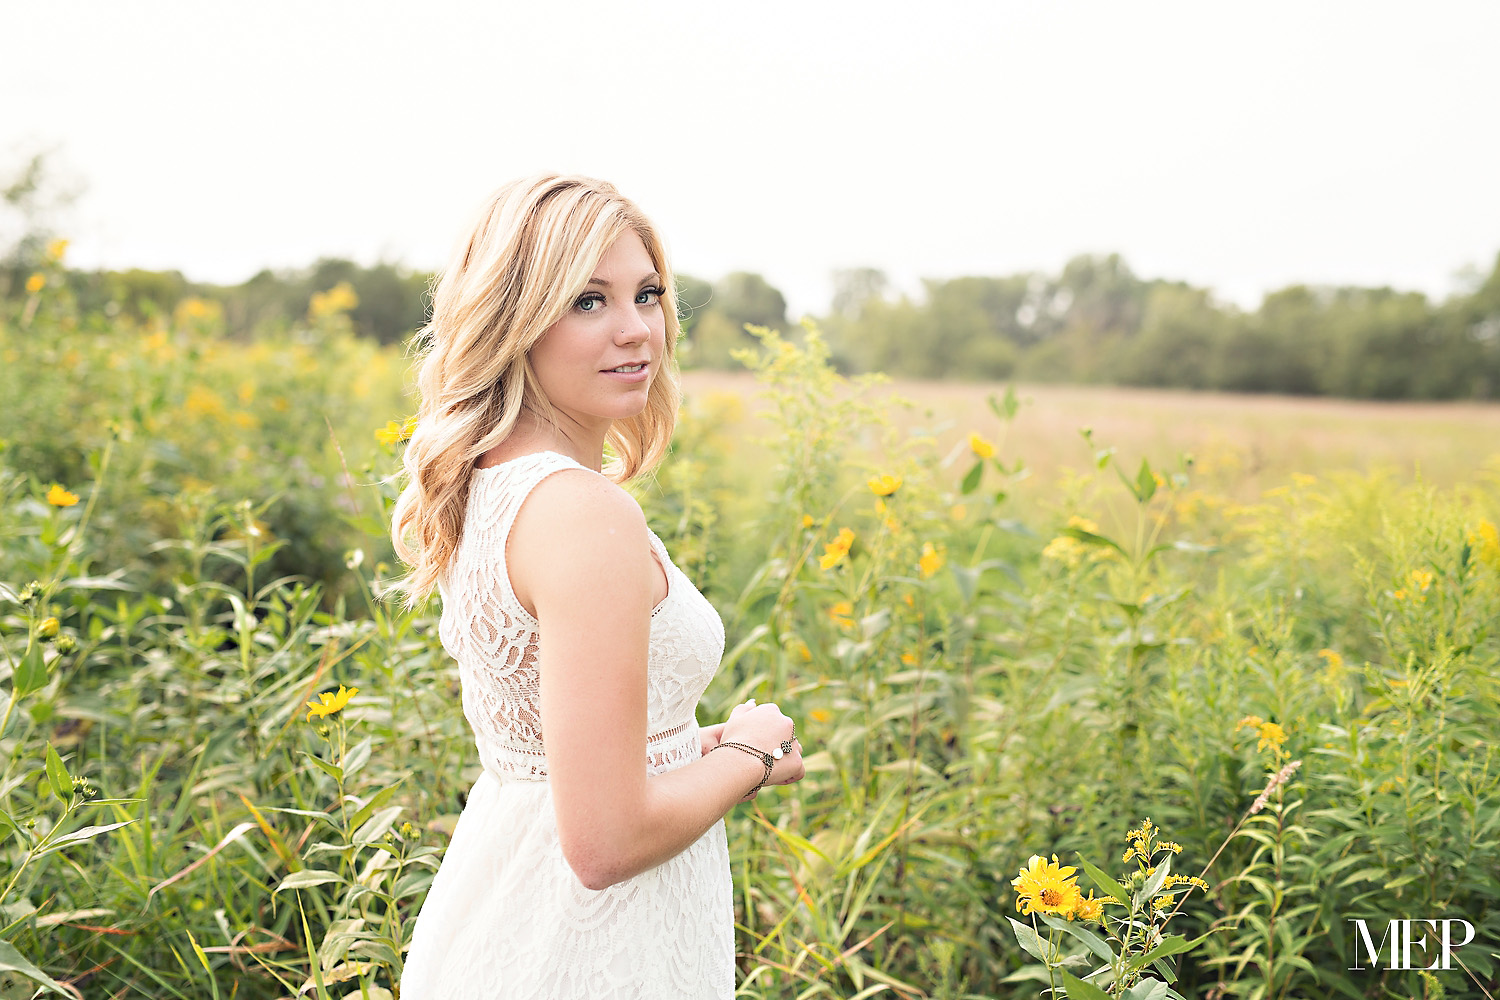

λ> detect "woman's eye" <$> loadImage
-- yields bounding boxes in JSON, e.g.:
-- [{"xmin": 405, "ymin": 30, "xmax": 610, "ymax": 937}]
[
  {"xmin": 576, "ymin": 294, "xmax": 604, "ymax": 312},
  {"xmin": 636, "ymin": 287, "xmax": 664, "ymax": 306}
]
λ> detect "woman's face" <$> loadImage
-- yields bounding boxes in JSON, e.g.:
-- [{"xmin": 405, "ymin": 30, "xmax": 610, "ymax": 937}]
[{"xmin": 529, "ymin": 230, "xmax": 667, "ymax": 433}]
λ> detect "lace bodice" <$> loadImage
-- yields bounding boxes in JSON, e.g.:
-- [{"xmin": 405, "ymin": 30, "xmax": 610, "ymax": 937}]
[{"xmin": 436, "ymin": 451, "xmax": 727, "ymax": 782}]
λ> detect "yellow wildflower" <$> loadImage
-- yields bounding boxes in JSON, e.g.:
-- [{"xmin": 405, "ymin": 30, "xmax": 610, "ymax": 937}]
[
  {"xmin": 176, "ymin": 297, "xmax": 215, "ymax": 322},
  {"xmin": 1469, "ymin": 520, "xmax": 1500, "ymax": 569},
  {"xmin": 1069, "ymin": 892, "xmax": 1107, "ymax": 922},
  {"xmin": 1236, "ymin": 715, "xmax": 1264, "ymax": 733},
  {"xmin": 1317, "ymin": 649, "xmax": 1343, "ymax": 670},
  {"xmin": 867, "ymin": 474, "xmax": 902, "ymax": 496},
  {"xmin": 901, "ymin": 651, "xmax": 918, "ymax": 666},
  {"xmin": 305, "ymin": 685, "xmax": 359, "ymax": 722},
  {"xmin": 46, "ymin": 238, "xmax": 69, "ymax": 261},
  {"xmin": 46, "ymin": 484, "xmax": 79, "ymax": 507},
  {"xmin": 38, "ymin": 617, "xmax": 60, "ymax": 639},
  {"xmin": 918, "ymin": 542, "xmax": 945, "ymax": 579},
  {"xmin": 1407, "ymin": 568, "xmax": 1434, "ymax": 593},
  {"xmin": 309, "ymin": 281, "xmax": 359, "ymax": 320},
  {"xmin": 1042, "ymin": 535, "xmax": 1085, "ymax": 567},
  {"xmin": 819, "ymin": 527, "xmax": 855, "ymax": 570},
  {"xmin": 801, "ymin": 514, "xmax": 814, "ymax": 529},
  {"xmin": 1012, "ymin": 854, "xmax": 1082, "ymax": 917},
  {"xmin": 184, "ymin": 386, "xmax": 226, "ymax": 418},
  {"xmin": 1393, "ymin": 588, "xmax": 1408, "ymax": 601},
  {"xmin": 1256, "ymin": 721, "xmax": 1287, "ymax": 754},
  {"xmin": 809, "ymin": 708, "xmax": 832, "ymax": 724},
  {"xmin": 25, "ymin": 273, "xmax": 45, "ymax": 294},
  {"xmin": 968, "ymin": 432, "xmax": 996, "ymax": 459},
  {"xmin": 375, "ymin": 419, "xmax": 415, "ymax": 445},
  {"xmin": 828, "ymin": 600, "xmax": 854, "ymax": 628}
]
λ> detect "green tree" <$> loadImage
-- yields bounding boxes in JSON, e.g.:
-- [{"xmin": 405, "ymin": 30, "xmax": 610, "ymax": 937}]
[
  {"xmin": 679, "ymin": 271, "xmax": 788, "ymax": 370},
  {"xmin": 1117, "ymin": 284, "xmax": 1227, "ymax": 389}
]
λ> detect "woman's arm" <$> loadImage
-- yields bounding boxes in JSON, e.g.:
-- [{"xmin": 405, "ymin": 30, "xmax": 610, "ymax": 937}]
[{"xmin": 510, "ymin": 470, "xmax": 802, "ymax": 891}]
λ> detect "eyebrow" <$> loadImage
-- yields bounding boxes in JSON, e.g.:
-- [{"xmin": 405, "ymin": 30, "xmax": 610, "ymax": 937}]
[{"xmin": 587, "ymin": 271, "xmax": 662, "ymax": 288}]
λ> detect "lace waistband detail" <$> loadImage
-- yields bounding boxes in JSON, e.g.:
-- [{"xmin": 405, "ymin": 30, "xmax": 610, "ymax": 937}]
[{"xmin": 484, "ymin": 723, "xmax": 701, "ymax": 782}]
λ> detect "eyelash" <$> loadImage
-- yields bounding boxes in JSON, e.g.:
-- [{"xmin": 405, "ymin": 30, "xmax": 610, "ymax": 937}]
[{"xmin": 575, "ymin": 287, "xmax": 666, "ymax": 312}]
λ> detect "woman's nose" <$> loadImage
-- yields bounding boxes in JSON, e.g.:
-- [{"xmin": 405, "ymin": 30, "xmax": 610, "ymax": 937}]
[{"xmin": 615, "ymin": 307, "xmax": 651, "ymax": 343}]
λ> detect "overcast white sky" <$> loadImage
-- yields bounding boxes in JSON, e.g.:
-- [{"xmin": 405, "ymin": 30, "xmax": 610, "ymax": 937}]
[{"xmin": 5, "ymin": 0, "xmax": 1499, "ymax": 314}]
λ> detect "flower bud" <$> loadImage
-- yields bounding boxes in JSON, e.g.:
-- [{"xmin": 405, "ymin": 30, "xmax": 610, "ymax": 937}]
[{"xmin": 37, "ymin": 616, "xmax": 60, "ymax": 639}]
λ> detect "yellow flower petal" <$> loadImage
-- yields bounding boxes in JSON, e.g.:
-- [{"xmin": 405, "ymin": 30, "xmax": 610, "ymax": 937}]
[
  {"xmin": 306, "ymin": 684, "xmax": 359, "ymax": 722},
  {"xmin": 46, "ymin": 484, "xmax": 80, "ymax": 507}
]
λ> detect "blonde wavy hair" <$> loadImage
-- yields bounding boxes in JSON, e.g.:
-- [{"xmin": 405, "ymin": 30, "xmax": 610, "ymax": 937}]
[{"xmin": 390, "ymin": 175, "xmax": 681, "ymax": 604}]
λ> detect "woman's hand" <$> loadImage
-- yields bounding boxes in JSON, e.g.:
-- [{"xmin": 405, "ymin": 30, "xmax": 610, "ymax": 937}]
[
  {"xmin": 699, "ymin": 723, "xmax": 725, "ymax": 756},
  {"xmin": 718, "ymin": 699, "xmax": 805, "ymax": 797}
]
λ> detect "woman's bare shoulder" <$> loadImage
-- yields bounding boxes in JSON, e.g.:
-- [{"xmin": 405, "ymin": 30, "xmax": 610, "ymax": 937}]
[
  {"xmin": 516, "ymin": 466, "xmax": 644, "ymax": 537},
  {"xmin": 506, "ymin": 468, "xmax": 651, "ymax": 609}
]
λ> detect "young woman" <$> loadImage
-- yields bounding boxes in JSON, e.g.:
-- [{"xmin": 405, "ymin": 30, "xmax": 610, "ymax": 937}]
[{"xmin": 392, "ymin": 175, "xmax": 805, "ymax": 999}]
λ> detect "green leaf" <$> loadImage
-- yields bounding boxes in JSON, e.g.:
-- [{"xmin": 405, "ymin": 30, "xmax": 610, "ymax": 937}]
[
  {"xmin": 37, "ymin": 819, "xmax": 136, "ymax": 857},
  {"xmin": 346, "ymin": 782, "xmax": 402, "ymax": 832},
  {"xmin": 1135, "ymin": 855, "xmax": 1171, "ymax": 907},
  {"xmin": 15, "ymin": 642, "xmax": 47, "ymax": 695},
  {"xmin": 276, "ymin": 869, "xmax": 346, "ymax": 893},
  {"xmin": 45, "ymin": 743, "xmax": 72, "ymax": 803},
  {"xmin": 341, "ymin": 737, "xmax": 373, "ymax": 781},
  {"xmin": 960, "ymin": 460, "xmax": 984, "ymax": 494},
  {"xmin": 1122, "ymin": 978, "xmax": 1172, "ymax": 1000},
  {"xmin": 0, "ymin": 939, "xmax": 70, "ymax": 994},
  {"xmin": 352, "ymin": 806, "xmax": 403, "ymax": 846},
  {"xmin": 1062, "ymin": 526, "xmax": 1129, "ymax": 559},
  {"xmin": 1039, "ymin": 912, "xmax": 1114, "ymax": 962},
  {"xmin": 1125, "ymin": 932, "xmax": 1213, "ymax": 973},
  {"xmin": 988, "ymin": 386, "xmax": 1020, "ymax": 421},
  {"xmin": 1134, "ymin": 458, "xmax": 1157, "ymax": 503},
  {"xmin": 1060, "ymin": 968, "xmax": 1112, "ymax": 1000},
  {"xmin": 1007, "ymin": 916, "xmax": 1050, "ymax": 963},
  {"xmin": 186, "ymin": 929, "xmax": 213, "ymax": 974},
  {"xmin": 300, "ymin": 751, "xmax": 344, "ymax": 784}
]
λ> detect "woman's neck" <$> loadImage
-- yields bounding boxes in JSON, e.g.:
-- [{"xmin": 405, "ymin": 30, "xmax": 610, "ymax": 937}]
[{"xmin": 481, "ymin": 411, "xmax": 607, "ymax": 473}]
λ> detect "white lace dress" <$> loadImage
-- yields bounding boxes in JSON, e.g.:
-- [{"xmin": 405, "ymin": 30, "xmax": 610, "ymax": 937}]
[{"xmin": 400, "ymin": 451, "xmax": 734, "ymax": 999}]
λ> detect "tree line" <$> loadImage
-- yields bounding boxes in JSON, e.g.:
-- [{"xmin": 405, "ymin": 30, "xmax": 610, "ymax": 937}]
[
  {"xmin": 817, "ymin": 254, "xmax": 1500, "ymax": 400},
  {"xmin": 6, "ymin": 236, "xmax": 1500, "ymax": 401}
]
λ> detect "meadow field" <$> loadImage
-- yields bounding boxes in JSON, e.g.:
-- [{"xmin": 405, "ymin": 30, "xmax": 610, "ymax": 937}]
[
  {"xmin": 682, "ymin": 371, "xmax": 1500, "ymax": 497},
  {"xmin": 3, "ymin": 277, "xmax": 1499, "ymax": 999}
]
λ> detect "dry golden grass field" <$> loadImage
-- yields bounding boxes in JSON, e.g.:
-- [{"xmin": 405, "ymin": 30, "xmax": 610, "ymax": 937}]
[{"xmin": 682, "ymin": 371, "xmax": 1500, "ymax": 499}]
